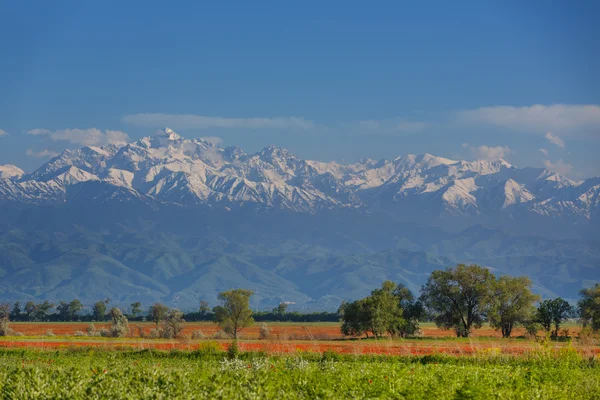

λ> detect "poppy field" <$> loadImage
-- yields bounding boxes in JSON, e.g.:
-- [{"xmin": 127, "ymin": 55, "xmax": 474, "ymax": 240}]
[{"xmin": 1, "ymin": 322, "xmax": 598, "ymax": 398}]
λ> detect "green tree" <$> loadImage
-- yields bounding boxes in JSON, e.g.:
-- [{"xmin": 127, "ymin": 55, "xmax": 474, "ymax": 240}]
[
  {"xmin": 10, "ymin": 302, "xmax": 21, "ymax": 321},
  {"xmin": 536, "ymin": 298, "xmax": 573, "ymax": 338},
  {"xmin": 148, "ymin": 303, "xmax": 170, "ymax": 327},
  {"xmin": 213, "ymin": 289, "xmax": 254, "ymax": 339},
  {"xmin": 339, "ymin": 281, "xmax": 407, "ymax": 339},
  {"xmin": 578, "ymin": 284, "xmax": 600, "ymax": 331},
  {"xmin": 130, "ymin": 302, "xmax": 142, "ymax": 318},
  {"xmin": 339, "ymin": 300, "xmax": 367, "ymax": 337},
  {"xmin": 35, "ymin": 301, "xmax": 54, "ymax": 321},
  {"xmin": 487, "ymin": 276, "xmax": 540, "ymax": 338},
  {"xmin": 199, "ymin": 300, "xmax": 210, "ymax": 315},
  {"xmin": 273, "ymin": 302, "xmax": 288, "ymax": 318},
  {"xmin": 68, "ymin": 299, "xmax": 83, "ymax": 320},
  {"xmin": 24, "ymin": 301, "xmax": 37, "ymax": 321},
  {"xmin": 420, "ymin": 264, "xmax": 495, "ymax": 337},
  {"xmin": 57, "ymin": 301, "xmax": 70, "ymax": 321},
  {"xmin": 366, "ymin": 281, "xmax": 405, "ymax": 338},
  {"xmin": 93, "ymin": 301, "xmax": 107, "ymax": 321},
  {"xmin": 393, "ymin": 283, "xmax": 424, "ymax": 337}
]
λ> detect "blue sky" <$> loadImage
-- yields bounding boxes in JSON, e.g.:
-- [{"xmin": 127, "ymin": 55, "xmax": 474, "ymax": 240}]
[{"xmin": 1, "ymin": 1, "xmax": 599, "ymax": 178}]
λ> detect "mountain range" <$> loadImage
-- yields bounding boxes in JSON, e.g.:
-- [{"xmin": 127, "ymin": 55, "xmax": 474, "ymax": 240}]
[{"xmin": 0, "ymin": 128, "xmax": 598, "ymax": 310}]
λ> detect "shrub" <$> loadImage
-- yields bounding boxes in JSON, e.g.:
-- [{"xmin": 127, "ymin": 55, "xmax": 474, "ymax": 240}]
[
  {"xmin": 161, "ymin": 309, "xmax": 185, "ymax": 339},
  {"xmin": 0, "ymin": 320, "xmax": 13, "ymax": 336},
  {"xmin": 99, "ymin": 329, "xmax": 111, "ymax": 338},
  {"xmin": 86, "ymin": 323, "xmax": 95, "ymax": 335},
  {"xmin": 212, "ymin": 330, "xmax": 229, "ymax": 339},
  {"xmin": 191, "ymin": 330, "xmax": 205, "ymax": 339},
  {"xmin": 226, "ymin": 340, "xmax": 240, "ymax": 359},
  {"xmin": 524, "ymin": 322, "xmax": 541, "ymax": 338},
  {"xmin": 45, "ymin": 330, "xmax": 55, "ymax": 337},
  {"xmin": 194, "ymin": 341, "xmax": 221, "ymax": 356},
  {"xmin": 148, "ymin": 328, "xmax": 162, "ymax": 339},
  {"xmin": 13, "ymin": 332, "xmax": 24, "ymax": 337},
  {"xmin": 259, "ymin": 323, "xmax": 271, "ymax": 340},
  {"xmin": 74, "ymin": 331, "xmax": 86, "ymax": 337},
  {"xmin": 108, "ymin": 308, "xmax": 130, "ymax": 338}
]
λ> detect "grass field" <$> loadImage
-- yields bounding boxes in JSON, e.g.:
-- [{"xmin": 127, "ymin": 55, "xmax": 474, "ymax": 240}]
[
  {"xmin": 0, "ymin": 346, "xmax": 599, "ymax": 399},
  {"xmin": 1, "ymin": 322, "xmax": 598, "ymax": 398}
]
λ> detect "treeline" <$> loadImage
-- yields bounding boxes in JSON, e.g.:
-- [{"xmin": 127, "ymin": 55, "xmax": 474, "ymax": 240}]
[
  {"xmin": 339, "ymin": 264, "xmax": 600, "ymax": 338},
  {"xmin": 2, "ymin": 264, "xmax": 599, "ymax": 340},
  {"xmin": 3, "ymin": 298, "xmax": 337, "ymax": 323}
]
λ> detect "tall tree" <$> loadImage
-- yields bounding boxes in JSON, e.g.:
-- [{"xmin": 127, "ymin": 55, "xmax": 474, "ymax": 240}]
[
  {"xmin": 536, "ymin": 298, "xmax": 573, "ymax": 338},
  {"xmin": 148, "ymin": 303, "xmax": 169, "ymax": 327},
  {"xmin": 68, "ymin": 299, "xmax": 83, "ymax": 320},
  {"xmin": 199, "ymin": 300, "xmax": 210, "ymax": 318},
  {"xmin": 25, "ymin": 301, "xmax": 37, "ymax": 321},
  {"xmin": 487, "ymin": 276, "xmax": 540, "ymax": 338},
  {"xmin": 339, "ymin": 281, "xmax": 407, "ymax": 339},
  {"xmin": 35, "ymin": 301, "xmax": 54, "ymax": 321},
  {"xmin": 420, "ymin": 264, "xmax": 495, "ymax": 337},
  {"xmin": 57, "ymin": 301, "xmax": 71, "ymax": 321},
  {"xmin": 393, "ymin": 283, "xmax": 424, "ymax": 337},
  {"xmin": 130, "ymin": 302, "xmax": 142, "ymax": 318},
  {"xmin": 93, "ymin": 301, "xmax": 107, "ymax": 321},
  {"xmin": 578, "ymin": 284, "xmax": 600, "ymax": 331},
  {"xmin": 10, "ymin": 302, "xmax": 21, "ymax": 321},
  {"xmin": 213, "ymin": 289, "xmax": 254, "ymax": 339}
]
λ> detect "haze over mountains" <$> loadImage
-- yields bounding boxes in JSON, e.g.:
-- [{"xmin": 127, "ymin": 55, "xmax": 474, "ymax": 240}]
[{"xmin": 0, "ymin": 128, "xmax": 598, "ymax": 310}]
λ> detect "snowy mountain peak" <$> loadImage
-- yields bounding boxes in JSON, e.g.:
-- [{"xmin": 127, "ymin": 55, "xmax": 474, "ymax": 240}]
[
  {"xmin": 1, "ymin": 130, "xmax": 598, "ymax": 226},
  {"xmin": 0, "ymin": 164, "xmax": 25, "ymax": 180},
  {"xmin": 155, "ymin": 127, "xmax": 182, "ymax": 141}
]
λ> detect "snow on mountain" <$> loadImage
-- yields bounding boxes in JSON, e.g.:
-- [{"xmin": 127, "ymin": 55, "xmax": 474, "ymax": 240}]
[
  {"xmin": 0, "ymin": 165, "xmax": 24, "ymax": 179},
  {"xmin": 1, "ymin": 128, "xmax": 597, "ymax": 229}
]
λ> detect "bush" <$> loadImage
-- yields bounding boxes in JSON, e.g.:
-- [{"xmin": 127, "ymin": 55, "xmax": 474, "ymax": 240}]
[
  {"xmin": 259, "ymin": 323, "xmax": 271, "ymax": 340},
  {"xmin": 0, "ymin": 320, "xmax": 13, "ymax": 336},
  {"xmin": 524, "ymin": 322, "xmax": 541, "ymax": 338},
  {"xmin": 99, "ymin": 329, "xmax": 111, "ymax": 338},
  {"xmin": 212, "ymin": 330, "xmax": 230, "ymax": 339},
  {"xmin": 194, "ymin": 341, "xmax": 221, "ymax": 356},
  {"xmin": 148, "ymin": 328, "xmax": 162, "ymax": 339},
  {"xmin": 226, "ymin": 340, "xmax": 240, "ymax": 359},
  {"xmin": 13, "ymin": 332, "xmax": 24, "ymax": 337},
  {"xmin": 45, "ymin": 330, "xmax": 55, "ymax": 337},
  {"xmin": 108, "ymin": 308, "xmax": 130, "ymax": 338},
  {"xmin": 74, "ymin": 331, "xmax": 86, "ymax": 337},
  {"xmin": 191, "ymin": 330, "xmax": 205, "ymax": 339},
  {"xmin": 86, "ymin": 323, "xmax": 95, "ymax": 335}
]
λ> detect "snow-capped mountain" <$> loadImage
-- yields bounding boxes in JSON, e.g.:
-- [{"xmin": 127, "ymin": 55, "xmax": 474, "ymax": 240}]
[{"xmin": 1, "ymin": 128, "xmax": 598, "ymax": 238}]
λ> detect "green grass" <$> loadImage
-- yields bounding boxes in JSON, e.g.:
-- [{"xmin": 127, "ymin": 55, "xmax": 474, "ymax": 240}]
[{"xmin": 0, "ymin": 347, "xmax": 598, "ymax": 399}]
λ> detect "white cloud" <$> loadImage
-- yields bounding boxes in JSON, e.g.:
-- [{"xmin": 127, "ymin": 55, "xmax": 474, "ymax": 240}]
[
  {"xmin": 457, "ymin": 104, "xmax": 600, "ymax": 134},
  {"xmin": 543, "ymin": 159, "xmax": 574, "ymax": 176},
  {"xmin": 545, "ymin": 132, "xmax": 565, "ymax": 148},
  {"xmin": 122, "ymin": 113, "xmax": 314, "ymax": 130},
  {"xmin": 466, "ymin": 144, "xmax": 512, "ymax": 161},
  {"xmin": 0, "ymin": 129, "xmax": 7, "ymax": 137},
  {"xmin": 202, "ymin": 136, "xmax": 223, "ymax": 145},
  {"xmin": 396, "ymin": 121, "xmax": 426, "ymax": 133},
  {"xmin": 26, "ymin": 128, "xmax": 129, "ymax": 146},
  {"xmin": 538, "ymin": 148, "xmax": 549, "ymax": 157},
  {"xmin": 350, "ymin": 118, "xmax": 427, "ymax": 134},
  {"xmin": 26, "ymin": 149, "xmax": 59, "ymax": 158}
]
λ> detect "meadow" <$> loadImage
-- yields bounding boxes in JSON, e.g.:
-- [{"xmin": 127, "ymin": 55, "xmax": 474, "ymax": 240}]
[
  {"xmin": 1, "ymin": 345, "xmax": 599, "ymax": 399},
  {"xmin": 0, "ymin": 322, "xmax": 599, "ymax": 398}
]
